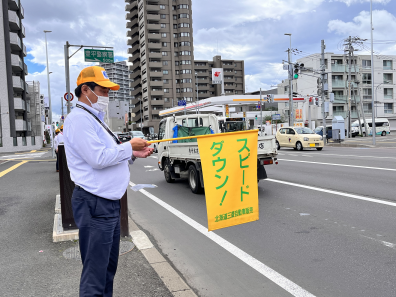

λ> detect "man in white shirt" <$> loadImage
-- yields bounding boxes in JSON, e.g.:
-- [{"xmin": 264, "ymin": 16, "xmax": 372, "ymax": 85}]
[
  {"xmin": 54, "ymin": 128, "xmax": 60, "ymax": 172},
  {"xmin": 64, "ymin": 66, "xmax": 153, "ymax": 297}
]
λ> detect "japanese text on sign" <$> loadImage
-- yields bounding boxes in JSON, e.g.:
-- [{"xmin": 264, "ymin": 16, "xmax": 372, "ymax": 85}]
[{"xmin": 84, "ymin": 49, "xmax": 114, "ymax": 63}]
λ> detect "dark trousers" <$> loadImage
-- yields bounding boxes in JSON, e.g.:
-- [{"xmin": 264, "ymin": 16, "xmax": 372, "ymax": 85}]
[
  {"xmin": 72, "ymin": 186, "xmax": 121, "ymax": 297},
  {"xmin": 56, "ymin": 152, "xmax": 59, "ymax": 171}
]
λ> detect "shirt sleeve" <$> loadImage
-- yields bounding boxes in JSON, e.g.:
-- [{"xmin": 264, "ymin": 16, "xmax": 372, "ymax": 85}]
[{"xmin": 66, "ymin": 116, "xmax": 133, "ymax": 170}]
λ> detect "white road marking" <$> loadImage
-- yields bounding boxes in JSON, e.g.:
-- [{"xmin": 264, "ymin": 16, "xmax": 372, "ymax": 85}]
[
  {"xmin": 146, "ymin": 169, "xmax": 159, "ymax": 172},
  {"xmin": 129, "ymin": 181, "xmax": 316, "ymax": 297},
  {"xmin": 144, "ymin": 166, "xmax": 154, "ymax": 168},
  {"xmin": 278, "ymin": 159, "xmax": 396, "ymax": 172},
  {"xmin": 149, "ymin": 156, "xmax": 157, "ymax": 159},
  {"xmin": 0, "ymin": 152, "xmax": 46, "ymax": 160},
  {"xmin": 361, "ymin": 235, "xmax": 396, "ymax": 250},
  {"xmin": 266, "ymin": 178, "xmax": 396, "ymax": 207},
  {"xmin": 284, "ymin": 152, "xmax": 396, "ymax": 161}
]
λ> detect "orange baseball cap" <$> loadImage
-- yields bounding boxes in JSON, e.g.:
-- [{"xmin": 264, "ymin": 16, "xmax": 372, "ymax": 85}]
[{"xmin": 76, "ymin": 66, "xmax": 120, "ymax": 90}]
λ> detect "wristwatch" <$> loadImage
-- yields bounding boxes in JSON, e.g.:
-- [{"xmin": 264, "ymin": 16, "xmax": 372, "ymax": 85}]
[{"xmin": 132, "ymin": 156, "xmax": 137, "ymax": 161}]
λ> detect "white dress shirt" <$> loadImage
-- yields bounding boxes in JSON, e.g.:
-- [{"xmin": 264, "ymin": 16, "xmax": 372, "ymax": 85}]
[{"xmin": 63, "ymin": 101, "xmax": 133, "ymax": 200}]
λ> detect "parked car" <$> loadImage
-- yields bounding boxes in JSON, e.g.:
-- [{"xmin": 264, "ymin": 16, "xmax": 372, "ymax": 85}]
[
  {"xmin": 113, "ymin": 132, "xmax": 131, "ymax": 143},
  {"xmin": 276, "ymin": 127, "xmax": 324, "ymax": 151},
  {"xmin": 129, "ymin": 131, "xmax": 146, "ymax": 140}
]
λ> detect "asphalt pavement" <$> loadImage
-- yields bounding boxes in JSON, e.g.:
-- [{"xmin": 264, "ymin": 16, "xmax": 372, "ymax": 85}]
[{"xmin": 127, "ymin": 146, "xmax": 396, "ymax": 297}]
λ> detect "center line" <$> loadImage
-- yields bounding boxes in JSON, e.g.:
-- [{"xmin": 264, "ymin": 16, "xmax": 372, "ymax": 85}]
[
  {"xmin": 278, "ymin": 159, "xmax": 396, "ymax": 172},
  {"xmin": 129, "ymin": 181, "xmax": 316, "ymax": 297}
]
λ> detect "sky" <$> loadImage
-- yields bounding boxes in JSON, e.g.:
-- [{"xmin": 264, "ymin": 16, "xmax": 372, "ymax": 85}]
[{"xmin": 23, "ymin": 0, "xmax": 396, "ymax": 122}]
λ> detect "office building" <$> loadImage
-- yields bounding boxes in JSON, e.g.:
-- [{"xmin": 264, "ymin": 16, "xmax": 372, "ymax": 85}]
[
  {"xmin": 277, "ymin": 53, "xmax": 396, "ymax": 128},
  {"xmin": 0, "ymin": 0, "xmax": 42, "ymax": 152}
]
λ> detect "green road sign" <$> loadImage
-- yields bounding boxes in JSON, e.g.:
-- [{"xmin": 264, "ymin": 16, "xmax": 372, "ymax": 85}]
[{"xmin": 84, "ymin": 49, "xmax": 114, "ymax": 63}]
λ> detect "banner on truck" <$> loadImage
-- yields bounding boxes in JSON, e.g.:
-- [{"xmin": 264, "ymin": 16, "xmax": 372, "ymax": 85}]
[{"xmin": 198, "ymin": 130, "xmax": 259, "ymax": 231}]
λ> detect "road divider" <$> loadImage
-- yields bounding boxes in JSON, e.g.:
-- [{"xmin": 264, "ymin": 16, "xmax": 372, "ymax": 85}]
[
  {"xmin": 266, "ymin": 179, "xmax": 396, "ymax": 207},
  {"xmin": 129, "ymin": 181, "xmax": 316, "ymax": 297}
]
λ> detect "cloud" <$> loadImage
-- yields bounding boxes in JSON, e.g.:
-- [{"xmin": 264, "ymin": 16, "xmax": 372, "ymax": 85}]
[
  {"xmin": 328, "ymin": 10, "xmax": 396, "ymax": 54},
  {"xmin": 331, "ymin": 0, "xmax": 390, "ymax": 6}
]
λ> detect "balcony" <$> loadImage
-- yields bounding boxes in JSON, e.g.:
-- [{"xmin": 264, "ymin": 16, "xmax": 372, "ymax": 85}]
[
  {"xmin": 9, "ymin": 32, "xmax": 21, "ymax": 51},
  {"xmin": 384, "ymin": 94, "xmax": 393, "ymax": 100},
  {"xmin": 151, "ymin": 90, "xmax": 164, "ymax": 96},
  {"xmin": 147, "ymin": 23, "xmax": 160, "ymax": 30},
  {"xmin": 147, "ymin": 14, "xmax": 160, "ymax": 21},
  {"xmin": 9, "ymin": 0, "xmax": 19, "ymax": 10},
  {"xmin": 149, "ymin": 80, "xmax": 163, "ymax": 87},
  {"xmin": 149, "ymin": 62, "xmax": 162, "ymax": 68},
  {"xmin": 26, "ymin": 100, "xmax": 30, "ymax": 113},
  {"xmin": 11, "ymin": 54, "xmax": 23, "ymax": 72},
  {"xmin": 25, "ymin": 82, "xmax": 29, "ymax": 94},
  {"xmin": 12, "ymin": 76, "xmax": 24, "ymax": 91},
  {"xmin": 151, "ymin": 99, "xmax": 164, "ymax": 105},
  {"xmin": 8, "ymin": 10, "xmax": 20, "ymax": 31},
  {"xmin": 21, "ymin": 24, "xmax": 25, "ymax": 38},
  {"xmin": 332, "ymin": 80, "xmax": 346, "ymax": 88},
  {"xmin": 128, "ymin": 43, "xmax": 140, "ymax": 54},
  {"xmin": 129, "ymin": 62, "xmax": 141, "ymax": 72},
  {"xmin": 14, "ymin": 97, "xmax": 25, "ymax": 111},
  {"xmin": 149, "ymin": 52, "xmax": 162, "ymax": 59},
  {"xmin": 151, "ymin": 110, "xmax": 161, "ymax": 115},
  {"xmin": 331, "ymin": 64, "xmax": 359, "ymax": 73},
  {"xmin": 125, "ymin": 2, "xmax": 137, "ymax": 11},
  {"xmin": 148, "ymin": 42, "xmax": 162, "ymax": 49},
  {"xmin": 127, "ymin": 26, "xmax": 139, "ymax": 37},
  {"xmin": 131, "ymin": 88, "xmax": 142, "ymax": 97},
  {"xmin": 146, "ymin": 5, "xmax": 160, "ymax": 11},
  {"xmin": 15, "ymin": 119, "xmax": 27, "ymax": 131},
  {"xmin": 20, "ymin": 3, "xmax": 24, "ymax": 18},
  {"xmin": 149, "ymin": 71, "xmax": 163, "ymax": 77},
  {"xmin": 24, "ymin": 63, "xmax": 28, "ymax": 75},
  {"xmin": 148, "ymin": 33, "xmax": 161, "ymax": 40},
  {"xmin": 22, "ymin": 44, "xmax": 26, "ymax": 56},
  {"xmin": 333, "ymin": 111, "xmax": 359, "ymax": 119}
]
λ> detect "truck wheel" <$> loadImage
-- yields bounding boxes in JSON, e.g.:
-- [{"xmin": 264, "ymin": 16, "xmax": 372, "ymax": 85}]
[
  {"xmin": 164, "ymin": 159, "xmax": 175, "ymax": 183},
  {"xmin": 276, "ymin": 140, "xmax": 280, "ymax": 150},
  {"xmin": 382, "ymin": 131, "xmax": 386, "ymax": 136},
  {"xmin": 296, "ymin": 141, "xmax": 303, "ymax": 151},
  {"xmin": 188, "ymin": 165, "xmax": 203, "ymax": 194}
]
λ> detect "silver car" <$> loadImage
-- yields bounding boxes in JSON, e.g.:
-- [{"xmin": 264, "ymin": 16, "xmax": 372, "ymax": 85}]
[{"xmin": 129, "ymin": 131, "xmax": 146, "ymax": 140}]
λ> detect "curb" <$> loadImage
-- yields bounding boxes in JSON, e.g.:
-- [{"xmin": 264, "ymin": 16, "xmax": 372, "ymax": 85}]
[
  {"xmin": 128, "ymin": 217, "xmax": 198, "ymax": 297},
  {"xmin": 326, "ymin": 143, "xmax": 375, "ymax": 148}
]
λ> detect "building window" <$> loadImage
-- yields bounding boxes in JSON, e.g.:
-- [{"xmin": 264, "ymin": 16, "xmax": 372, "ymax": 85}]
[
  {"xmin": 384, "ymin": 103, "xmax": 393, "ymax": 114},
  {"xmin": 362, "ymin": 60, "xmax": 371, "ymax": 69},
  {"xmin": 384, "ymin": 88, "xmax": 393, "ymax": 99},
  {"xmin": 173, "ymin": 15, "xmax": 177, "ymax": 20},
  {"xmin": 161, "ymin": 24, "xmax": 166, "ymax": 28},
  {"xmin": 173, "ymin": 24, "xmax": 177, "ymax": 29},
  {"xmin": 174, "ymin": 52, "xmax": 178, "ymax": 57},
  {"xmin": 179, "ymin": 32, "xmax": 190, "ymax": 37},
  {"xmin": 179, "ymin": 41, "xmax": 191, "ymax": 47},
  {"xmin": 179, "ymin": 51, "xmax": 191, "ymax": 56},
  {"xmin": 164, "ymin": 88, "xmax": 169, "ymax": 93},
  {"xmin": 178, "ymin": 14, "xmax": 189, "ymax": 19},
  {"xmin": 162, "ymin": 61, "xmax": 168, "ymax": 66},
  {"xmin": 362, "ymin": 73, "xmax": 371, "ymax": 84},
  {"xmin": 160, "ymin": 5, "xmax": 166, "ymax": 9},
  {"xmin": 180, "ymin": 69, "xmax": 192, "ymax": 74},
  {"xmin": 163, "ymin": 79, "xmax": 169, "ymax": 84},
  {"xmin": 181, "ymin": 78, "xmax": 192, "ymax": 83},
  {"xmin": 174, "ymin": 42, "xmax": 178, "ymax": 47},
  {"xmin": 173, "ymin": 33, "xmax": 178, "ymax": 38},
  {"xmin": 363, "ymin": 103, "xmax": 372, "ymax": 113},
  {"xmin": 162, "ymin": 51, "xmax": 168, "ymax": 56},
  {"xmin": 181, "ymin": 60, "xmax": 191, "ymax": 65},
  {"xmin": 163, "ymin": 70, "xmax": 169, "ymax": 74},
  {"xmin": 178, "ymin": 23, "xmax": 190, "ymax": 28},
  {"xmin": 383, "ymin": 60, "xmax": 392, "ymax": 70},
  {"xmin": 176, "ymin": 88, "xmax": 180, "ymax": 93},
  {"xmin": 363, "ymin": 88, "xmax": 372, "ymax": 100},
  {"xmin": 160, "ymin": 14, "xmax": 166, "ymax": 19},
  {"xmin": 175, "ymin": 61, "xmax": 179, "ymax": 66},
  {"xmin": 177, "ymin": 4, "xmax": 189, "ymax": 9},
  {"xmin": 162, "ymin": 42, "xmax": 167, "ymax": 47},
  {"xmin": 164, "ymin": 98, "xmax": 170, "ymax": 102},
  {"xmin": 384, "ymin": 73, "xmax": 393, "ymax": 84},
  {"xmin": 161, "ymin": 33, "xmax": 167, "ymax": 37}
]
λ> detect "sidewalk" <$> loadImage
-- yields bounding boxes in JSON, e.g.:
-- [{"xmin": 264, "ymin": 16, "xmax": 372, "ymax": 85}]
[
  {"xmin": 326, "ymin": 135, "xmax": 396, "ymax": 148},
  {"xmin": 0, "ymin": 157, "xmax": 173, "ymax": 296}
]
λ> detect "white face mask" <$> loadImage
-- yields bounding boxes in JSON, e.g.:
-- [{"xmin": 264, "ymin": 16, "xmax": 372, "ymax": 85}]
[{"xmin": 86, "ymin": 87, "xmax": 109, "ymax": 112}]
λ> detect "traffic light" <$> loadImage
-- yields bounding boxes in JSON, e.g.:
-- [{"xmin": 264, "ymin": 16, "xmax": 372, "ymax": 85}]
[
  {"xmin": 314, "ymin": 98, "xmax": 319, "ymax": 106},
  {"xmin": 294, "ymin": 63, "xmax": 304, "ymax": 79},
  {"xmin": 255, "ymin": 115, "xmax": 258, "ymax": 120}
]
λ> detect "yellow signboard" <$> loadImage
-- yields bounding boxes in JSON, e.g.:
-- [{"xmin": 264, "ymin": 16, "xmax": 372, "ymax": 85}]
[
  {"xmin": 197, "ymin": 130, "xmax": 259, "ymax": 231},
  {"xmin": 225, "ymin": 104, "xmax": 230, "ymax": 118}
]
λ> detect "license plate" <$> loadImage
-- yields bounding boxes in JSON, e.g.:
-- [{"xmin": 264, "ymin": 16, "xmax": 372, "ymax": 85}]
[
  {"xmin": 310, "ymin": 143, "xmax": 315, "ymax": 147},
  {"xmin": 123, "ymin": 138, "xmax": 126, "ymax": 140}
]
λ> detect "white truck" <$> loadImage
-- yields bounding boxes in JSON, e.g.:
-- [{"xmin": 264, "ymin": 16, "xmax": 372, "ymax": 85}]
[{"xmin": 156, "ymin": 114, "xmax": 278, "ymax": 194}]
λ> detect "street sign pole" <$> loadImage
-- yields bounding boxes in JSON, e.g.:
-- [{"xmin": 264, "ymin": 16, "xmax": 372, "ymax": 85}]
[{"xmin": 64, "ymin": 41, "xmax": 114, "ymax": 114}]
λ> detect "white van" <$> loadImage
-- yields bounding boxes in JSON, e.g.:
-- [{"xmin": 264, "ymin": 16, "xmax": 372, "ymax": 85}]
[{"xmin": 351, "ymin": 118, "xmax": 390, "ymax": 137}]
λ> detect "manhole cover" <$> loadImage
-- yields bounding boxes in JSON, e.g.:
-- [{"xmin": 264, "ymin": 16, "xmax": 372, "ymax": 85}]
[{"xmin": 63, "ymin": 241, "xmax": 135, "ymax": 260}]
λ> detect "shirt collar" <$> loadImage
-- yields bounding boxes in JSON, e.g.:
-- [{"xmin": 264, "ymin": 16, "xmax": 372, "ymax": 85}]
[{"xmin": 77, "ymin": 101, "xmax": 106, "ymax": 122}]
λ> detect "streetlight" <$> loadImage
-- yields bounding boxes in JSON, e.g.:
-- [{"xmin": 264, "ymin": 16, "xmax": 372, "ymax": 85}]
[
  {"xmin": 138, "ymin": 97, "xmax": 142, "ymax": 131},
  {"xmin": 44, "ymin": 30, "xmax": 54, "ymax": 157},
  {"xmin": 284, "ymin": 33, "xmax": 293, "ymax": 126},
  {"xmin": 370, "ymin": 0, "xmax": 375, "ymax": 145},
  {"xmin": 195, "ymin": 72, "xmax": 199, "ymax": 114}
]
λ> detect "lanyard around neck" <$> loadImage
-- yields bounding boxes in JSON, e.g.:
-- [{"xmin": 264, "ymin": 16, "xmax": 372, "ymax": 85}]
[{"xmin": 76, "ymin": 104, "xmax": 121, "ymax": 145}]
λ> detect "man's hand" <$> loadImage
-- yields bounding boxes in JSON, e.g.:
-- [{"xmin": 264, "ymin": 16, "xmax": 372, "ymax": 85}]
[
  {"xmin": 133, "ymin": 147, "xmax": 154, "ymax": 158},
  {"xmin": 130, "ymin": 138, "xmax": 149, "ymax": 151}
]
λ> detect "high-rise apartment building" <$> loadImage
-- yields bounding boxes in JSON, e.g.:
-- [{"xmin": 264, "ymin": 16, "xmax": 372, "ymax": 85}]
[
  {"xmin": 194, "ymin": 55, "xmax": 245, "ymax": 100},
  {"xmin": 26, "ymin": 81, "xmax": 44, "ymax": 143},
  {"xmin": 277, "ymin": 53, "xmax": 396, "ymax": 128},
  {"xmin": 99, "ymin": 61, "xmax": 132, "ymax": 102},
  {"xmin": 126, "ymin": 0, "xmax": 196, "ymax": 133},
  {"xmin": 0, "ymin": 0, "xmax": 41, "ymax": 152}
]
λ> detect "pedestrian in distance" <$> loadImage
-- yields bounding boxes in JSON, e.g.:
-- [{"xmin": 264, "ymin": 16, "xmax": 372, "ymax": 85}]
[
  {"xmin": 63, "ymin": 66, "xmax": 153, "ymax": 297},
  {"xmin": 54, "ymin": 128, "xmax": 60, "ymax": 172}
]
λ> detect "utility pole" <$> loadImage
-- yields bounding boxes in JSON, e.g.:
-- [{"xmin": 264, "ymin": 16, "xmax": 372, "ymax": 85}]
[
  {"xmin": 352, "ymin": 50, "xmax": 363, "ymax": 136},
  {"xmin": 320, "ymin": 40, "xmax": 326, "ymax": 145},
  {"xmin": 285, "ymin": 33, "xmax": 293, "ymax": 127},
  {"xmin": 64, "ymin": 41, "xmax": 71, "ymax": 114},
  {"xmin": 61, "ymin": 97, "xmax": 64, "ymax": 122},
  {"xmin": 260, "ymin": 88, "xmax": 263, "ymax": 135},
  {"xmin": 346, "ymin": 36, "xmax": 353, "ymax": 138},
  {"xmin": 370, "ymin": 0, "xmax": 376, "ymax": 145}
]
